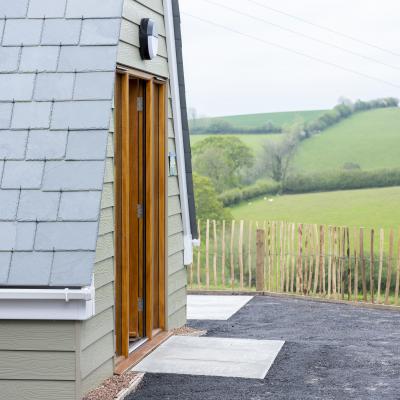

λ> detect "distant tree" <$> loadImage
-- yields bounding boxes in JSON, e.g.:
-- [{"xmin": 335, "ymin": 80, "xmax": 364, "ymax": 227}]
[
  {"xmin": 193, "ymin": 173, "xmax": 231, "ymax": 220},
  {"xmin": 260, "ymin": 133, "xmax": 300, "ymax": 183},
  {"xmin": 192, "ymin": 136, "xmax": 254, "ymax": 192}
]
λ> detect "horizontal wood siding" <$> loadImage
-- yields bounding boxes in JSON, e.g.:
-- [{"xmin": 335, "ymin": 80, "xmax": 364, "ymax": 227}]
[
  {"xmin": 119, "ymin": 0, "xmax": 186, "ymax": 331},
  {"xmin": 0, "ymin": 380, "xmax": 76, "ymax": 400},
  {"xmin": 81, "ymin": 358, "xmax": 115, "ymax": 395}
]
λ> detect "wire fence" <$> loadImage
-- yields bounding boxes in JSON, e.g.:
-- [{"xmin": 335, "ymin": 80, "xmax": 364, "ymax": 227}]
[{"xmin": 189, "ymin": 219, "xmax": 400, "ymax": 306}]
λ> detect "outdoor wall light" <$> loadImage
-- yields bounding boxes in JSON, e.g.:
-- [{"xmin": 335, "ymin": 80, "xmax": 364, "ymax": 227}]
[{"xmin": 139, "ymin": 18, "xmax": 159, "ymax": 60}]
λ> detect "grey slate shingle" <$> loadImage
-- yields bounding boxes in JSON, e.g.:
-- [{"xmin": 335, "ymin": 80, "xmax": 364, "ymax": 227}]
[
  {"xmin": 35, "ymin": 222, "xmax": 98, "ymax": 251},
  {"xmin": 3, "ymin": 19, "xmax": 43, "ymax": 46},
  {"xmin": 51, "ymin": 251, "xmax": 95, "ymax": 287},
  {"xmin": 0, "ymin": 253, "xmax": 12, "ymax": 284},
  {"xmin": 0, "ymin": 103, "xmax": 13, "ymax": 128},
  {"xmin": 26, "ymin": 130, "xmax": 67, "ymax": 160},
  {"xmin": 0, "ymin": 0, "xmax": 29, "ymax": 18},
  {"xmin": 18, "ymin": 190, "xmax": 60, "ymax": 221},
  {"xmin": 66, "ymin": 131, "xmax": 108, "ymax": 160},
  {"xmin": 58, "ymin": 46, "xmax": 117, "ymax": 72},
  {"xmin": 0, "ymin": 222, "xmax": 36, "ymax": 251},
  {"xmin": 19, "ymin": 46, "xmax": 60, "ymax": 72},
  {"xmin": 42, "ymin": 19, "xmax": 81, "ymax": 45},
  {"xmin": 0, "ymin": 190, "xmax": 20, "ymax": 220},
  {"xmin": 51, "ymin": 101, "xmax": 111, "ymax": 129},
  {"xmin": 8, "ymin": 252, "xmax": 53, "ymax": 286},
  {"xmin": 81, "ymin": 18, "xmax": 120, "ymax": 45},
  {"xmin": 73, "ymin": 72, "xmax": 114, "ymax": 100},
  {"xmin": 42, "ymin": 161, "xmax": 104, "ymax": 191},
  {"xmin": 11, "ymin": 102, "xmax": 52, "ymax": 129},
  {"xmin": 66, "ymin": 0, "xmax": 123, "ymax": 18},
  {"xmin": 2, "ymin": 161, "xmax": 44, "ymax": 189},
  {"xmin": 58, "ymin": 191, "xmax": 101, "ymax": 221},
  {"xmin": 0, "ymin": 131, "xmax": 28, "ymax": 160},
  {"xmin": 0, "ymin": 74, "xmax": 35, "ymax": 101},
  {"xmin": 34, "ymin": 73, "xmax": 74, "ymax": 101},
  {"xmin": 27, "ymin": 0, "xmax": 67, "ymax": 18},
  {"xmin": 0, "ymin": 47, "xmax": 21, "ymax": 72}
]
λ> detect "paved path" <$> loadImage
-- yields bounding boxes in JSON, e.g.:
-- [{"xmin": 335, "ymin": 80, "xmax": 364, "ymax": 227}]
[{"xmin": 128, "ymin": 296, "xmax": 400, "ymax": 400}]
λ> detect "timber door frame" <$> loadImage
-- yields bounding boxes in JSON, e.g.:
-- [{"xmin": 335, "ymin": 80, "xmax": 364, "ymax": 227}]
[{"xmin": 114, "ymin": 69, "xmax": 167, "ymax": 359}]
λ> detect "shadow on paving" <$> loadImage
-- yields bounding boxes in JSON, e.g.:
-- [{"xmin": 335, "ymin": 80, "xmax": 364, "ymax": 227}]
[{"xmin": 128, "ymin": 296, "xmax": 400, "ymax": 400}]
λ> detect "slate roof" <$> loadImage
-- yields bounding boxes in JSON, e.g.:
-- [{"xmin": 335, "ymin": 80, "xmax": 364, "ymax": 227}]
[{"xmin": 0, "ymin": 0, "xmax": 124, "ymax": 288}]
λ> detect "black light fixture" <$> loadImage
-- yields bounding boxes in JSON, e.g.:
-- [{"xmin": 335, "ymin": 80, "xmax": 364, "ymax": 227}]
[{"xmin": 139, "ymin": 18, "xmax": 159, "ymax": 60}]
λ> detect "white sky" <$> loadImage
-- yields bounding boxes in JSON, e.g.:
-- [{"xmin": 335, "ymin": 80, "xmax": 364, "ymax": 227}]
[{"xmin": 180, "ymin": 0, "xmax": 400, "ymax": 117}]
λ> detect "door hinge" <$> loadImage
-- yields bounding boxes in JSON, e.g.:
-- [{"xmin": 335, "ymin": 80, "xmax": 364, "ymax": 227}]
[
  {"xmin": 137, "ymin": 204, "xmax": 144, "ymax": 219},
  {"xmin": 137, "ymin": 97, "xmax": 144, "ymax": 112},
  {"xmin": 138, "ymin": 298, "xmax": 144, "ymax": 312}
]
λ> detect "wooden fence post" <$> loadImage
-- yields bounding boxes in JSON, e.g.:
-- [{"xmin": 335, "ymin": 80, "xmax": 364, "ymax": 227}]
[
  {"xmin": 354, "ymin": 227, "xmax": 358, "ymax": 302},
  {"xmin": 395, "ymin": 229, "xmax": 400, "ymax": 306},
  {"xmin": 256, "ymin": 229, "xmax": 265, "ymax": 291},
  {"xmin": 197, "ymin": 219, "xmax": 201, "ymax": 288},
  {"xmin": 205, "ymin": 219, "xmax": 210, "ymax": 289},
  {"xmin": 360, "ymin": 227, "xmax": 367, "ymax": 302},
  {"xmin": 213, "ymin": 220, "xmax": 218, "ymax": 287},
  {"xmin": 297, "ymin": 224, "xmax": 303, "ymax": 294},
  {"xmin": 248, "ymin": 221, "xmax": 253, "ymax": 288},
  {"xmin": 385, "ymin": 228, "xmax": 394, "ymax": 305},
  {"xmin": 230, "ymin": 220, "xmax": 235, "ymax": 290},
  {"xmin": 370, "ymin": 229, "xmax": 375, "ymax": 303},
  {"xmin": 239, "ymin": 220, "xmax": 244, "ymax": 290},
  {"xmin": 221, "ymin": 220, "xmax": 226, "ymax": 288},
  {"xmin": 377, "ymin": 228, "xmax": 384, "ymax": 303}
]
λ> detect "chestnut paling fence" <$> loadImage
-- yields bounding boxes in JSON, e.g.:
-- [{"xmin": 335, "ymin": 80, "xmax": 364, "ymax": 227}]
[{"xmin": 189, "ymin": 219, "xmax": 400, "ymax": 306}]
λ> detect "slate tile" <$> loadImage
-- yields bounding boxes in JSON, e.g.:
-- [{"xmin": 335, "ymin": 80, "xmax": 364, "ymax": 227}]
[
  {"xmin": 66, "ymin": 130, "xmax": 108, "ymax": 160},
  {"xmin": 19, "ymin": 46, "xmax": 59, "ymax": 72},
  {"xmin": 51, "ymin": 100, "xmax": 111, "ymax": 129},
  {"xmin": 8, "ymin": 252, "xmax": 53, "ymax": 285},
  {"xmin": 26, "ymin": 130, "xmax": 67, "ymax": 160},
  {"xmin": 0, "ymin": 0, "xmax": 29, "ymax": 18},
  {"xmin": 0, "ymin": 253, "xmax": 12, "ymax": 284},
  {"xmin": 3, "ymin": 19, "xmax": 42, "ymax": 46},
  {"xmin": 0, "ymin": 190, "xmax": 20, "ymax": 220},
  {"xmin": 0, "ymin": 131, "xmax": 28, "ymax": 160},
  {"xmin": 0, "ymin": 73, "xmax": 35, "ymax": 101},
  {"xmin": 28, "ymin": 0, "xmax": 67, "ymax": 18},
  {"xmin": 42, "ymin": 161, "xmax": 104, "ymax": 191},
  {"xmin": 50, "ymin": 251, "xmax": 95, "ymax": 287},
  {"xmin": 73, "ymin": 72, "xmax": 114, "ymax": 100},
  {"xmin": 58, "ymin": 191, "xmax": 101, "ymax": 221},
  {"xmin": 0, "ymin": 47, "xmax": 21, "ymax": 72},
  {"xmin": 0, "ymin": 103, "xmax": 13, "ymax": 128},
  {"xmin": 80, "ymin": 18, "xmax": 120, "ymax": 45},
  {"xmin": 35, "ymin": 222, "xmax": 98, "ymax": 250},
  {"xmin": 58, "ymin": 46, "xmax": 117, "ymax": 72},
  {"xmin": 66, "ymin": 0, "xmax": 123, "ymax": 18},
  {"xmin": 1, "ymin": 161, "xmax": 44, "ymax": 189},
  {"xmin": 18, "ymin": 190, "xmax": 60, "ymax": 221},
  {"xmin": 34, "ymin": 73, "xmax": 74, "ymax": 101},
  {"xmin": 42, "ymin": 19, "xmax": 81, "ymax": 45},
  {"xmin": 11, "ymin": 102, "xmax": 52, "ymax": 129}
]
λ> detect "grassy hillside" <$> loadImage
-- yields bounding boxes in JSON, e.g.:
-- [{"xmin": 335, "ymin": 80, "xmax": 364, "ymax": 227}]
[
  {"xmin": 231, "ymin": 186, "xmax": 400, "ymax": 231},
  {"xmin": 293, "ymin": 108, "xmax": 400, "ymax": 172},
  {"xmin": 190, "ymin": 133, "xmax": 282, "ymax": 153},
  {"xmin": 195, "ymin": 109, "xmax": 326, "ymax": 130}
]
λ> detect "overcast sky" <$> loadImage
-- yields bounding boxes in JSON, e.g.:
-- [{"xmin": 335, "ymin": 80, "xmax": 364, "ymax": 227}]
[{"xmin": 179, "ymin": 0, "xmax": 400, "ymax": 117}]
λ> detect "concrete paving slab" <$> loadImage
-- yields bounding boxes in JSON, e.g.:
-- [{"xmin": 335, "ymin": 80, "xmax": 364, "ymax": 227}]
[
  {"xmin": 133, "ymin": 336, "xmax": 284, "ymax": 379},
  {"xmin": 187, "ymin": 295, "xmax": 253, "ymax": 320}
]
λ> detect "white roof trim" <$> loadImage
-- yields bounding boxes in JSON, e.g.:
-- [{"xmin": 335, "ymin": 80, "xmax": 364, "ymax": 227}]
[
  {"xmin": 0, "ymin": 281, "xmax": 95, "ymax": 320},
  {"xmin": 164, "ymin": 0, "xmax": 193, "ymax": 266}
]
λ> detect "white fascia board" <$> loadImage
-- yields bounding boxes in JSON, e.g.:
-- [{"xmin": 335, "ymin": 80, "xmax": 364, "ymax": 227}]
[
  {"xmin": 0, "ymin": 283, "xmax": 95, "ymax": 320},
  {"xmin": 164, "ymin": 0, "xmax": 193, "ymax": 266}
]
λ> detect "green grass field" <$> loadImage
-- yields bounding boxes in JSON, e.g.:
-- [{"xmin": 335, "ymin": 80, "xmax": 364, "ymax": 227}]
[
  {"xmin": 190, "ymin": 133, "xmax": 282, "ymax": 153},
  {"xmin": 293, "ymin": 108, "xmax": 400, "ymax": 172},
  {"xmin": 196, "ymin": 109, "xmax": 326, "ymax": 130},
  {"xmin": 231, "ymin": 186, "xmax": 400, "ymax": 231}
]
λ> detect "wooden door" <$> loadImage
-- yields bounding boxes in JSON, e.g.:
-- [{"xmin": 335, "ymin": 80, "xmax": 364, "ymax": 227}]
[{"xmin": 114, "ymin": 72, "xmax": 166, "ymax": 358}]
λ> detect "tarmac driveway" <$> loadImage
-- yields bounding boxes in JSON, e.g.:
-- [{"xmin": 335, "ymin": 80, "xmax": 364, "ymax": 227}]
[{"xmin": 128, "ymin": 296, "xmax": 400, "ymax": 400}]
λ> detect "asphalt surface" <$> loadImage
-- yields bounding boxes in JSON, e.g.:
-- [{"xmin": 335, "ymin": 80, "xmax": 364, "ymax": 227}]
[{"xmin": 128, "ymin": 296, "xmax": 400, "ymax": 400}]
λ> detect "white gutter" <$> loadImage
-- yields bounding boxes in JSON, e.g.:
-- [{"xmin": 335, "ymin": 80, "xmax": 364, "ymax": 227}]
[
  {"xmin": 164, "ymin": 0, "xmax": 193, "ymax": 266},
  {"xmin": 0, "ymin": 281, "xmax": 95, "ymax": 320}
]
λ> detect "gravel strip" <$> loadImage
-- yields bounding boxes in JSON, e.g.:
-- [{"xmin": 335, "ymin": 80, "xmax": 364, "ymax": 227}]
[{"xmin": 172, "ymin": 326, "xmax": 207, "ymax": 337}]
